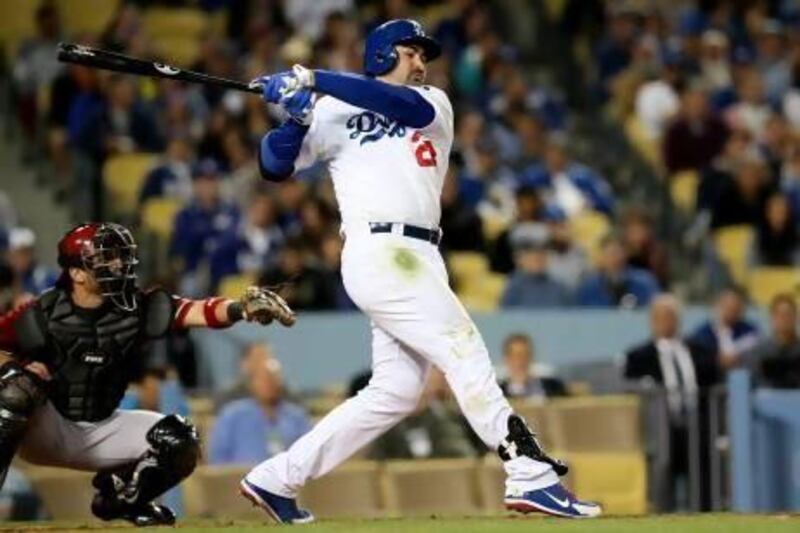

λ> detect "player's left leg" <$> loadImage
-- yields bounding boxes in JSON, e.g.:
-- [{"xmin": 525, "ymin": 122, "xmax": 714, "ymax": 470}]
[{"xmin": 18, "ymin": 405, "xmax": 200, "ymax": 526}]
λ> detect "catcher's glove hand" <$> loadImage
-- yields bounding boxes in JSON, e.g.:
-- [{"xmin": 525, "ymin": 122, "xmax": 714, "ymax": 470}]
[{"xmin": 241, "ymin": 286, "xmax": 296, "ymax": 327}]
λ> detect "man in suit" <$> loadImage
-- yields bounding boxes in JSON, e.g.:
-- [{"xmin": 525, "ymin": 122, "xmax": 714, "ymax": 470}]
[
  {"xmin": 499, "ymin": 333, "xmax": 567, "ymax": 399},
  {"xmin": 624, "ymin": 294, "xmax": 720, "ymax": 511},
  {"xmin": 689, "ymin": 288, "xmax": 760, "ymax": 370}
]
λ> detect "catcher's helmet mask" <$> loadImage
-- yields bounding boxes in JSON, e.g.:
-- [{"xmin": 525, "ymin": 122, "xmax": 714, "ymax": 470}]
[
  {"xmin": 58, "ymin": 223, "xmax": 140, "ymax": 311},
  {"xmin": 364, "ymin": 19, "xmax": 442, "ymax": 77}
]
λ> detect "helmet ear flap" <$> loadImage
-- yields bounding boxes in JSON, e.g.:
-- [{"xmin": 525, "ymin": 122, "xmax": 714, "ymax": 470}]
[{"xmin": 374, "ymin": 44, "xmax": 398, "ymax": 75}]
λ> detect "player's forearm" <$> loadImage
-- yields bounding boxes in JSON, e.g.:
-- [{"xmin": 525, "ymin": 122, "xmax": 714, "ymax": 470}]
[
  {"xmin": 313, "ymin": 70, "xmax": 434, "ymax": 128},
  {"xmin": 258, "ymin": 121, "xmax": 309, "ymax": 181},
  {"xmin": 173, "ymin": 298, "xmax": 245, "ymax": 329}
]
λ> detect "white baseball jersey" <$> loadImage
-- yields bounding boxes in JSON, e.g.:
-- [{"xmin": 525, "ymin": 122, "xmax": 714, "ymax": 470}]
[{"xmin": 295, "ymin": 85, "xmax": 454, "ymax": 229}]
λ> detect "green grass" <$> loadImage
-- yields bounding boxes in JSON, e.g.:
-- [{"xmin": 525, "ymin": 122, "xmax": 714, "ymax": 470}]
[{"xmin": 1, "ymin": 515, "xmax": 799, "ymax": 533}]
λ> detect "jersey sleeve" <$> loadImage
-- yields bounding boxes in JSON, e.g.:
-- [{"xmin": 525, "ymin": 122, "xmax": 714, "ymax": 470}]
[
  {"xmin": 410, "ymin": 85, "xmax": 454, "ymax": 144},
  {"xmin": 293, "ymin": 100, "xmax": 327, "ymax": 171}
]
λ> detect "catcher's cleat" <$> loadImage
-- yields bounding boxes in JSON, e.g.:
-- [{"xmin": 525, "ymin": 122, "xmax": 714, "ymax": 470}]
[
  {"xmin": 239, "ymin": 479, "xmax": 314, "ymax": 524},
  {"xmin": 504, "ymin": 482, "xmax": 602, "ymax": 519},
  {"xmin": 91, "ymin": 493, "xmax": 176, "ymax": 527}
]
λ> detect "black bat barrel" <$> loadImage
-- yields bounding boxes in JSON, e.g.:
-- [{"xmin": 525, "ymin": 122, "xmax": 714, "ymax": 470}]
[{"xmin": 57, "ymin": 42, "xmax": 262, "ymax": 94}]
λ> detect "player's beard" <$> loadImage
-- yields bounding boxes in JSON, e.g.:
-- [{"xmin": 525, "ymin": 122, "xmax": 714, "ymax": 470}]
[{"xmin": 408, "ymin": 69, "xmax": 426, "ymax": 86}]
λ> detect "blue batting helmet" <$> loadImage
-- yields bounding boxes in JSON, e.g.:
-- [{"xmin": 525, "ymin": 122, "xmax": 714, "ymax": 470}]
[{"xmin": 364, "ymin": 19, "xmax": 442, "ymax": 77}]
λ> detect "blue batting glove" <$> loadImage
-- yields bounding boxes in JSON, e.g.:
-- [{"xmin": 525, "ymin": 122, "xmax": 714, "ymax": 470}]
[
  {"xmin": 280, "ymin": 89, "xmax": 315, "ymax": 126},
  {"xmin": 253, "ymin": 72, "xmax": 297, "ymax": 104}
]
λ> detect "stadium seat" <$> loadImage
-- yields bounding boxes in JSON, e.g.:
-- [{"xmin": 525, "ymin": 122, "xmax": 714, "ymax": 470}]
[
  {"xmin": 144, "ymin": 8, "xmax": 207, "ymax": 67},
  {"xmin": 747, "ymin": 267, "xmax": 799, "ymax": 308},
  {"xmin": 150, "ymin": 35, "xmax": 202, "ymax": 68},
  {"xmin": 143, "ymin": 8, "xmax": 208, "ymax": 39},
  {"xmin": 24, "ymin": 466, "xmax": 95, "ymax": 519},
  {"xmin": 57, "ymin": 0, "xmax": 120, "ymax": 37},
  {"xmin": 448, "ymin": 253, "xmax": 506, "ymax": 311},
  {"xmin": 670, "ymin": 170, "xmax": 699, "ymax": 213},
  {"xmin": 712, "ymin": 225, "xmax": 755, "ymax": 286},
  {"xmin": 562, "ymin": 451, "xmax": 648, "ymax": 515},
  {"xmin": 298, "ymin": 461, "xmax": 384, "ymax": 518},
  {"xmin": 546, "ymin": 395, "xmax": 642, "ymax": 453},
  {"xmin": 476, "ymin": 455, "xmax": 505, "ymax": 512},
  {"xmin": 383, "ymin": 458, "xmax": 480, "ymax": 517},
  {"xmin": 103, "ymin": 153, "xmax": 157, "ymax": 218},
  {"xmin": 141, "ymin": 197, "xmax": 183, "ymax": 241},
  {"xmin": 218, "ymin": 273, "xmax": 258, "ymax": 300},
  {"xmin": 481, "ymin": 213, "xmax": 509, "ymax": 242},
  {"xmin": 449, "ymin": 252, "xmax": 488, "ymax": 282},
  {"xmin": 570, "ymin": 211, "xmax": 611, "ymax": 265},
  {"xmin": 624, "ymin": 115, "xmax": 663, "ymax": 170},
  {"xmin": 0, "ymin": 0, "xmax": 38, "ymax": 61},
  {"xmin": 183, "ymin": 465, "xmax": 261, "ymax": 518}
]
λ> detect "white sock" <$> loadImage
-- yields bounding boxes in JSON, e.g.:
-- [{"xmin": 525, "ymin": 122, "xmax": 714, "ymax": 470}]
[{"xmin": 503, "ymin": 456, "xmax": 559, "ymax": 496}]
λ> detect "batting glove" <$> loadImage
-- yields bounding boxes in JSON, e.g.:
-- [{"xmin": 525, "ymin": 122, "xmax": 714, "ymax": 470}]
[
  {"xmin": 280, "ymin": 89, "xmax": 315, "ymax": 126},
  {"xmin": 252, "ymin": 72, "xmax": 299, "ymax": 104},
  {"xmin": 289, "ymin": 64, "xmax": 315, "ymax": 90}
]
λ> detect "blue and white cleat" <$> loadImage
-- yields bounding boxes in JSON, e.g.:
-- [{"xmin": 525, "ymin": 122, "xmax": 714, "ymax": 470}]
[
  {"xmin": 239, "ymin": 479, "xmax": 315, "ymax": 524},
  {"xmin": 504, "ymin": 482, "xmax": 602, "ymax": 518}
]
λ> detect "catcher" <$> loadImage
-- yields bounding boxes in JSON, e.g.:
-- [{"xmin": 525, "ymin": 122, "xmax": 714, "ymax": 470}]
[{"xmin": 0, "ymin": 222, "xmax": 295, "ymax": 526}]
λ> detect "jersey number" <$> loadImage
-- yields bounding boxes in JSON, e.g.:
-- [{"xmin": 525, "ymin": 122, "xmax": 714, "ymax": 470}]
[{"xmin": 412, "ymin": 132, "xmax": 437, "ymax": 168}]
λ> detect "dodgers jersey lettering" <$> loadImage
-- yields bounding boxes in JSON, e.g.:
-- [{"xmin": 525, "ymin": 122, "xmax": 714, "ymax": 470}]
[{"xmin": 295, "ymin": 85, "xmax": 453, "ymax": 229}]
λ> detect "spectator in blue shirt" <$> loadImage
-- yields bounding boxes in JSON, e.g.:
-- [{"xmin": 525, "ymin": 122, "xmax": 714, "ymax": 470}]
[
  {"xmin": 209, "ymin": 357, "xmax": 312, "ymax": 465},
  {"xmin": 689, "ymin": 288, "xmax": 760, "ymax": 370},
  {"xmin": 170, "ymin": 158, "xmax": 240, "ymax": 297},
  {"xmin": 501, "ymin": 223, "xmax": 573, "ymax": 309},
  {"xmin": 5, "ymin": 228, "xmax": 57, "ymax": 297},
  {"xmin": 120, "ymin": 367, "xmax": 190, "ymax": 417},
  {"xmin": 209, "ymin": 189, "xmax": 284, "ymax": 289},
  {"xmin": 519, "ymin": 135, "xmax": 615, "ymax": 217},
  {"xmin": 138, "ymin": 136, "xmax": 194, "ymax": 206},
  {"xmin": 75, "ymin": 74, "xmax": 164, "ymax": 163},
  {"xmin": 577, "ymin": 235, "xmax": 659, "ymax": 308}
]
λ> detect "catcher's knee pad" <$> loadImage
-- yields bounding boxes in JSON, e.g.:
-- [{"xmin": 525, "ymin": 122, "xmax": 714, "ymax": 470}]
[
  {"xmin": 498, "ymin": 414, "xmax": 568, "ymax": 476},
  {"xmin": 0, "ymin": 361, "xmax": 47, "ymax": 417},
  {"xmin": 146, "ymin": 414, "xmax": 200, "ymax": 478},
  {"xmin": 0, "ymin": 361, "xmax": 47, "ymax": 488}
]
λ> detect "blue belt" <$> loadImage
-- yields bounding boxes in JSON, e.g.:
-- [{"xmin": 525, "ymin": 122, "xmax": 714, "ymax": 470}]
[{"xmin": 369, "ymin": 222, "xmax": 441, "ymax": 245}]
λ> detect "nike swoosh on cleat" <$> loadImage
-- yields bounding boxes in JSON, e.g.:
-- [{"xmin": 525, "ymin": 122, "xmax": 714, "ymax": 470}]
[{"xmin": 542, "ymin": 490, "xmax": 571, "ymax": 508}]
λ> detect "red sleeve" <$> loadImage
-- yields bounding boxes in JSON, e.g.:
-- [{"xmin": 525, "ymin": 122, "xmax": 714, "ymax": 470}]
[{"xmin": 0, "ymin": 301, "xmax": 35, "ymax": 354}]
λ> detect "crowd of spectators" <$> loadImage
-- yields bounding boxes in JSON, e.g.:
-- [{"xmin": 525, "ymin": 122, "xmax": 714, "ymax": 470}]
[
  {"xmin": 596, "ymin": 1, "xmax": 800, "ymax": 272},
  {"xmin": 2, "ymin": 0, "xmax": 635, "ymax": 310},
  {"xmin": 5, "ymin": 2, "xmax": 800, "ymax": 307}
]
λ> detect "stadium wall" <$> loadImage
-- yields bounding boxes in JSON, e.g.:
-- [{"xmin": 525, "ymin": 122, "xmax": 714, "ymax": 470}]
[{"xmin": 191, "ymin": 308, "xmax": 770, "ymax": 392}]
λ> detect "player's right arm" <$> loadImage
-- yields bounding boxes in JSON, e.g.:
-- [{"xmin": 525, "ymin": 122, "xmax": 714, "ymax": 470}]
[
  {"xmin": 254, "ymin": 81, "xmax": 317, "ymax": 182},
  {"xmin": 258, "ymin": 121, "xmax": 310, "ymax": 182}
]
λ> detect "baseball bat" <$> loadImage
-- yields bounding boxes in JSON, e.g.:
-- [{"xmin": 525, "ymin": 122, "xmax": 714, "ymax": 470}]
[{"xmin": 56, "ymin": 42, "xmax": 263, "ymax": 94}]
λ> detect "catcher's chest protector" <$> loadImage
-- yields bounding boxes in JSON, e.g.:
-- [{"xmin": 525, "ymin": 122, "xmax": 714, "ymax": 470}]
[{"xmin": 14, "ymin": 288, "xmax": 174, "ymax": 422}]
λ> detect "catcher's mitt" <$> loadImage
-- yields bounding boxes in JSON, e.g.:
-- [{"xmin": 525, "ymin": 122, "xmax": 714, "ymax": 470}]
[{"xmin": 241, "ymin": 286, "xmax": 296, "ymax": 327}]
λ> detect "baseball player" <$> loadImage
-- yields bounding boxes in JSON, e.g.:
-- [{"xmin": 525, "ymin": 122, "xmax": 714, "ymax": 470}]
[
  {"xmin": 241, "ymin": 20, "xmax": 601, "ymax": 521},
  {"xmin": 0, "ymin": 222, "xmax": 296, "ymax": 526}
]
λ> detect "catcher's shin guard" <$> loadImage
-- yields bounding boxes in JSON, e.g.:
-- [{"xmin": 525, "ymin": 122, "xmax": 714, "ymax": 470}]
[
  {"xmin": 497, "ymin": 414, "xmax": 568, "ymax": 476},
  {"xmin": 0, "ymin": 362, "xmax": 47, "ymax": 488},
  {"xmin": 92, "ymin": 414, "xmax": 199, "ymax": 524}
]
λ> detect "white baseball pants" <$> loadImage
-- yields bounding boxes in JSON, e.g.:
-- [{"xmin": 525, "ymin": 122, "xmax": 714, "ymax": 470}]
[{"xmin": 246, "ymin": 224, "xmax": 557, "ymax": 497}]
